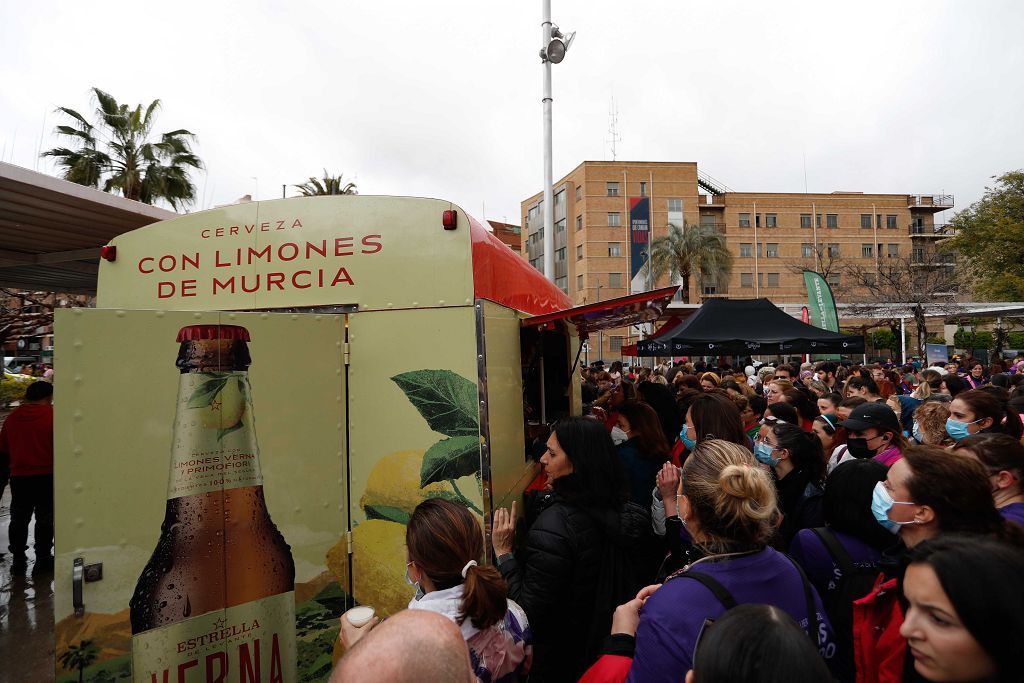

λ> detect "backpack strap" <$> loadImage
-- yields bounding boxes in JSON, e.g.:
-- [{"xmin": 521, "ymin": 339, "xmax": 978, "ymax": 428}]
[
  {"xmin": 811, "ymin": 526, "xmax": 855, "ymax": 576},
  {"xmin": 783, "ymin": 553, "xmax": 821, "ymax": 645},
  {"xmin": 674, "ymin": 571, "xmax": 739, "ymax": 610}
]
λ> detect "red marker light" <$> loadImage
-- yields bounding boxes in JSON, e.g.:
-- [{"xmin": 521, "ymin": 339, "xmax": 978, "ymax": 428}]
[
  {"xmin": 442, "ymin": 210, "xmax": 458, "ymax": 230},
  {"xmin": 101, "ymin": 245, "xmax": 117, "ymax": 262}
]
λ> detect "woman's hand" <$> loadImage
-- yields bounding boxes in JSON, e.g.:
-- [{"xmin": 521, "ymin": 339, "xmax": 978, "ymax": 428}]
[
  {"xmin": 338, "ymin": 614, "xmax": 380, "ymax": 650},
  {"xmin": 611, "ymin": 597, "xmax": 645, "ymax": 637},
  {"xmin": 657, "ymin": 463, "xmax": 681, "ymax": 516},
  {"xmin": 636, "ymin": 583, "xmax": 662, "ymax": 602},
  {"xmin": 492, "ymin": 500, "xmax": 517, "ymax": 557}
]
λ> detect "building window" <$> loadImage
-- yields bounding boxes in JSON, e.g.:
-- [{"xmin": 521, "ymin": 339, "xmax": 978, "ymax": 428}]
[
  {"xmin": 608, "ymin": 212, "xmax": 621, "ymax": 227},
  {"xmin": 609, "ymin": 273, "xmax": 623, "ymax": 288},
  {"xmin": 703, "ymin": 283, "xmax": 718, "ymax": 295},
  {"xmin": 668, "ymin": 199, "xmax": 683, "ymax": 228},
  {"xmin": 800, "ymin": 214, "xmax": 812, "ymax": 228},
  {"xmin": 576, "ymin": 244, "xmax": 583, "ymax": 260},
  {"xmin": 887, "ymin": 215, "xmax": 898, "ymax": 229},
  {"xmin": 740, "ymin": 243, "xmax": 753, "ymax": 258},
  {"xmin": 827, "ymin": 273, "xmax": 841, "ymax": 286},
  {"xmin": 877, "ymin": 215, "xmax": 883, "ymax": 229},
  {"xmin": 639, "ymin": 181, "xmax": 647, "ymax": 197},
  {"xmin": 767, "ymin": 273, "xmax": 780, "ymax": 288},
  {"xmin": 555, "ymin": 218, "xmax": 565, "ymax": 233},
  {"xmin": 758, "ymin": 273, "xmax": 764, "ymax": 287},
  {"xmin": 577, "ymin": 274, "xmax": 584, "ymax": 290},
  {"xmin": 816, "ymin": 214, "xmax": 822, "ymax": 228},
  {"xmin": 554, "ymin": 189, "xmax": 564, "ymax": 206},
  {"xmin": 610, "ymin": 336, "xmax": 623, "ymax": 352},
  {"xmin": 555, "ymin": 247, "xmax": 566, "ymax": 262},
  {"xmin": 606, "ymin": 182, "xmax": 619, "ymax": 197},
  {"xmin": 740, "ymin": 272, "xmax": 753, "ymax": 287},
  {"xmin": 801, "ymin": 243, "xmax": 813, "ymax": 258},
  {"xmin": 888, "ymin": 244, "xmax": 900, "ymax": 258},
  {"xmin": 766, "ymin": 213, "xmax": 777, "ymax": 227},
  {"xmin": 861, "ymin": 214, "xmax": 872, "ymax": 229},
  {"xmin": 608, "ymin": 243, "xmax": 621, "ymax": 257},
  {"xmin": 862, "ymin": 244, "xmax": 874, "ymax": 258},
  {"xmin": 766, "ymin": 243, "xmax": 779, "ymax": 258},
  {"xmin": 913, "ymin": 247, "xmax": 925, "ymax": 262},
  {"xmin": 529, "ymin": 257, "xmax": 540, "ymax": 270},
  {"xmin": 828, "ymin": 243, "xmax": 840, "ymax": 258},
  {"xmin": 667, "ymin": 199, "xmax": 682, "ymax": 212},
  {"xmin": 576, "ymin": 185, "xmax": 582, "ymax": 201},
  {"xmin": 739, "ymin": 213, "xmax": 751, "ymax": 228},
  {"xmin": 576, "ymin": 215, "xmax": 582, "ymax": 231},
  {"xmin": 555, "ymin": 276, "xmax": 567, "ymax": 293},
  {"xmin": 827, "ymin": 214, "xmax": 838, "ymax": 228},
  {"xmin": 756, "ymin": 213, "xmax": 761, "ymax": 228}
]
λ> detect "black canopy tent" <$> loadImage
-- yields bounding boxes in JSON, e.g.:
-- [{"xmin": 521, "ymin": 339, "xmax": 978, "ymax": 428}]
[{"xmin": 635, "ymin": 298, "xmax": 865, "ymax": 356}]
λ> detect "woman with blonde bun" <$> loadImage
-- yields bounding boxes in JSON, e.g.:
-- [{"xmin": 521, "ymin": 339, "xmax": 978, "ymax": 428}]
[{"xmin": 580, "ymin": 440, "xmax": 841, "ymax": 683}]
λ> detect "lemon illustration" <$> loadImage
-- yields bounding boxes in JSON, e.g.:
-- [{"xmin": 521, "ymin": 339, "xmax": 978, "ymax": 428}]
[
  {"xmin": 359, "ymin": 449, "xmax": 455, "ymax": 515},
  {"xmin": 198, "ymin": 378, "xmax": 246, "ymax": 429},
  {"xmin": 358, "ymin": 520, "xmax": 415, "ymax": 617}
]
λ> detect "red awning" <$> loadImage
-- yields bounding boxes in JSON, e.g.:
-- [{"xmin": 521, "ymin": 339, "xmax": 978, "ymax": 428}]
[{"xmin": 522, "ymin": 285, "xmax": 679, "ymax": 337}]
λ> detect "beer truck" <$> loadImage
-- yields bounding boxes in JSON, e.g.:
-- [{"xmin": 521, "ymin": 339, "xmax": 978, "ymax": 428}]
[{"xmin": 52, "ymin": 195, "xmax": 675, "ymax": 682}]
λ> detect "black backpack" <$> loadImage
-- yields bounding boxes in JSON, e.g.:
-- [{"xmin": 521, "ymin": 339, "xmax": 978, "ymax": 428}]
[{"xmin": 811, "ymin": 527, "xmax": 882, "ymax": 681}]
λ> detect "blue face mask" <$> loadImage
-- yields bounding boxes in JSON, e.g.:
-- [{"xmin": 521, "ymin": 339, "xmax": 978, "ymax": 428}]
[
  {"xmin": 680, "ymin": 423, "xmax": 696, "ymax": 450},
  {"xmin": 945, "ymin": 416, "xmax": 982, "ymax": 441},
  {"xmin": 405, "ymin": 562, "xmax": 425, "ymax": 601},
  {"xmin": 912, "ymin": 421, "xmax": 924, "ymax": 444},
  {"xmin": 754, "ymin": 440, "xmax": 779, "ymax": 468},
  {"xmin": 871, "ymin": 481, "xmax": 917, "ymax": 534}
]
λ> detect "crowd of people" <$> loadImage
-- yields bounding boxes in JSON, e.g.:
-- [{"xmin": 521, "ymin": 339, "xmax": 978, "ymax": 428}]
[{"xmin": 332, "ymin": 356, "xmax": 1024, "ymax": 683}]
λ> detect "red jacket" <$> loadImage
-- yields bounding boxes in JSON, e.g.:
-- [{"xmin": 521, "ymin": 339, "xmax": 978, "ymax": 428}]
[
  {"xmin": 0, "ymin": 403, "xmax": 54, "ymax": 476},
  {"xmin": 852, "ymin": 575, "xmax": 905, "ymax": 683}
]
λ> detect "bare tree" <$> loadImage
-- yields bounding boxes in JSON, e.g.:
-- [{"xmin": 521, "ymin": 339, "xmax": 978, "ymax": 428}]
[
  {"xmin": 842, "ymin": 252, "xmax": 959, "ymax": 357},
  {"xmin": 785, "ymin": 245, "xmax": 846, "ymax": 299}
]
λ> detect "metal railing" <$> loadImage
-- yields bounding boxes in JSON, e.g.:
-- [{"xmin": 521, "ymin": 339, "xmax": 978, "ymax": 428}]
[
  {"xmin": 908, "ymin": 194, "xmax": 954, "ymax": 208},
  {"xmin": 911, "ymin": 223, "xmax": 957, "ymax": 236}
]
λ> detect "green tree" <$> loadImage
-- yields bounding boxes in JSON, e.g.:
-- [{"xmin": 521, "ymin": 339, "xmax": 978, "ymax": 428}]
[
  {"xmin": 294, "ymin": 170, "xmax": 358, "ymax": 196},
  {"xmin": 946, "ymin": 171, "xmax": 1024, "ymax": 300},
  {"xmin": 42, "ymin": 88, "xmax": 203, "ymax": 210},
  {"xmin": 647, "ymin": 222, "xmax": 733, "ymax": 304},
  {"xmin": 869, "ymin": 328, "xmax": 897, "ymax": 354},
  {"xmin": 58, "ymin": 640, "xmax": 99, "ymax": 683}
]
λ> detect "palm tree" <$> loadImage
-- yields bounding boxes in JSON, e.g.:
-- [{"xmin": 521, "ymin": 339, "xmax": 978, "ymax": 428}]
[
  {"xmin": 42, "ymin": 88, "xmax": 203, "ymax": 210},
  {"xmin": 293, "ymin": 170, "xmax": 358, "ymax": 196},
  {"xmin": 58, "ymin": 640, "xmax": 99, "ymax": 683},
  {"xmin": 647, "ymin": 222, "xmax": 733, "ymax": 303}
]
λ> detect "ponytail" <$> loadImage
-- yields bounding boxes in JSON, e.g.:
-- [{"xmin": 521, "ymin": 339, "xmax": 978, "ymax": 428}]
[
  {"xmin": 1003, "ymin": 404, "xmax": 1023, "ymax": 440},
  {"xmin": 460, "ymin": 563, "xmax": 509, "ymax": 629}
]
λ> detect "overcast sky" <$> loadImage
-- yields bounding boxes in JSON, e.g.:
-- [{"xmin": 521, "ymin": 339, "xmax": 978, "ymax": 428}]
[{"xmin": 2, "ymin": 0, "xmax": 1022, "ymax": 225}]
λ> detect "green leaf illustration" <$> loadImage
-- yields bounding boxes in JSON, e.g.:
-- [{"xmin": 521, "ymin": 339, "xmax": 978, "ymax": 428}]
[
  {"xmin": 364, "ymin": 505, "xmax": 412, "ymax": 525},
  {"xmin": 217, "ymin": 421, "xmax": 244, "ymax": 441},
  {"xmin": 420, "ymin": 435, "xmax": 481, "ymax": 487},
  {"xmin": 187, "ymin": 377, "xmax": 229, "ymax": 408},
  {"xmin": 390, "ymin": 370, "xmax": 479, "ymax": 437}
]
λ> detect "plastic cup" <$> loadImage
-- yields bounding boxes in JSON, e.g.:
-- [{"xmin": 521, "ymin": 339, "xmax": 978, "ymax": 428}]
[{"xmin": 345, "ymin": 606, "xmax": 376, "ymax": 627}]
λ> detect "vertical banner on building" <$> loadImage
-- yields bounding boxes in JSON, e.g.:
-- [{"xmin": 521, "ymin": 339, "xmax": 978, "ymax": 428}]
[
  {"xmin": 629, "ymin": 197, "xmax": 650, "ymax": 292},
  {"xmin": 802, "ymin": 270, "xmax": 840, "ymax": 332}
]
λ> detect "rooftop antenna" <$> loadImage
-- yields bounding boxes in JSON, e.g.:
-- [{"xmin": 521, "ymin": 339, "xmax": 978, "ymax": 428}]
[
  {"xmin": 606, "ymin": 95, "xmax": 621, "ymax": 161},
  {"xmin": 802, "ymin": 152, "xmax": 808, "ymax": 194},
  {"xmin": 35, "ymin": 109, "xmax": 47, "ymax": 171}
]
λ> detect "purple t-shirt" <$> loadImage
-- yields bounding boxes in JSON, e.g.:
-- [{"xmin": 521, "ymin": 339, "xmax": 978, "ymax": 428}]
[
  {"xmin": 1000, "ymin": 502, "xmax": 1024, "ymax": 527},
  {"xmin": 790, "ymin": 528, "xmax": 882, "ymax": 600},
  {"xmin": 627, "ymin": 547, "xmax": 838, "ymax": 683}
]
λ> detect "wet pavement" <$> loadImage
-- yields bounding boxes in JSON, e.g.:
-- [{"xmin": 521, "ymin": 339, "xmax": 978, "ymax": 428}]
[{"xmin": 0, "ymin": 485, "xmax": 56, "ymax": 682}]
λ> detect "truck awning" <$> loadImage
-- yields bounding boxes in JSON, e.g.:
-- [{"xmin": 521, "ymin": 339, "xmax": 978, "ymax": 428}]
[{"xmin": 521, "ymin": 285, "xmax": 679, "ymax": 337}]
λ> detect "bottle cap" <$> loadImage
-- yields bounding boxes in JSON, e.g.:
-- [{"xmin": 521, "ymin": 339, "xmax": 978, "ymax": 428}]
[{"xmin": 176, "ymin": 325, "xmax": 251, "ymax": 343}]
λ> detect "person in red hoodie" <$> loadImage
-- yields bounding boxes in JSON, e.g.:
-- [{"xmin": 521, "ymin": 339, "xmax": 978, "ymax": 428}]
[{"xmin": 0, "ymin": 380, "xmax": 54, "ymax": 568}]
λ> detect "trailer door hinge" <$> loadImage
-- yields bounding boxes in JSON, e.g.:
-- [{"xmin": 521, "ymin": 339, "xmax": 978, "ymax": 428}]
[
  {"xmin": 343, "ymin": 342, "xmax": 351, "ymax": 366},
  {"xmin": 346, "ymin": 530, "xmax": 353, "ymax": 555}
]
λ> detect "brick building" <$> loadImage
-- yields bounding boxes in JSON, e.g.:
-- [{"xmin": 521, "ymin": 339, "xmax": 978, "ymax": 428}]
[
  {"xmin": 487, "ymin": 220, "xmax": 522, "ymax": 251},
  {"xmin": 521, "ymin": 161, "xmax": 954, "ymax": 360}
]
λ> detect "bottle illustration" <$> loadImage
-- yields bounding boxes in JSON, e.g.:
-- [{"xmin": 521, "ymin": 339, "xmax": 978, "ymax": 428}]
[{"xmin": 130, "ymin": 324, "xmax": 296, "ymax": 682}]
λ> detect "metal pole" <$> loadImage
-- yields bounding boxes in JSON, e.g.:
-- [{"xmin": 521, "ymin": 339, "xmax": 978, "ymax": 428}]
[
  {"xmin": 753, "ymin": 200, "xmax": 759, "ymax": 296},
  {"xmin": 812, "ymin": 201, "xmax": 820, "ymax": 271},
  {"xmin": 900, "ymin": 317, "xmax": 907, "ymax": 365},
  {"xmin": 872, "ymin": 202, "xmax": 879, "ymax": 273},
  {"xmin": 597, "ymin": 280, "xmax": 603, "ymax": 362},
  {"xmin": 541, "ymin": 0, "xmax": 555, "ymax": 283}
]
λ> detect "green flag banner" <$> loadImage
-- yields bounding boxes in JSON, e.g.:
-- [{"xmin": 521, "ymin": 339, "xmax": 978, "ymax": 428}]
[{"xmin": 803, "ymin": 270, "xmax": 839, "ymax": 332}]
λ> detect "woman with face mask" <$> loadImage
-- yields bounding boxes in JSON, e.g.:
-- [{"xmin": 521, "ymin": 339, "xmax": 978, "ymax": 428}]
[
  {"xmin": 945, "ymin": 389, "xmax": 1023, "ymax": 443},
  {"xmin": 401, "ymin": 499, "xmax": 531, "ymax": 682},
  {"xmin": 955, "ymin": 433, "xmax": 1024, "ymax": 526},
  {"xmin": 900, "ymin": 536, "xmax": 1024, "ymax": 683},
  {"xmin": 911, "ymin": 400, "xmax": 954, "ymax": 447},
  {"xmin": 838, "ymin": 402, "xmax": 908, "ymax": 468},
  {"xmin": 753, "ymin": 419, "xmax": 825, "ymax": 549}
]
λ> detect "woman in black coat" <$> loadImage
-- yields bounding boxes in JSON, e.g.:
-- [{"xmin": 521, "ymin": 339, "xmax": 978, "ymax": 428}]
[{"xmin": 492, "ymin": 417, "xmax": 629, "ymax": 682}]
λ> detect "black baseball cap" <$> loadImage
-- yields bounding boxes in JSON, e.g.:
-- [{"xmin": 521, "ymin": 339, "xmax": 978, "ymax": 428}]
[{"xmin": 841, "ymin": 402, "xmax": 901, "ymax": 434}]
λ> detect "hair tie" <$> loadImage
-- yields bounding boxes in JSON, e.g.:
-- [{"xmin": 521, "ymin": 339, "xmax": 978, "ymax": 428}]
[{"xmin": 461, "ymin": 560, "xmax": 477, "ymax": 578}]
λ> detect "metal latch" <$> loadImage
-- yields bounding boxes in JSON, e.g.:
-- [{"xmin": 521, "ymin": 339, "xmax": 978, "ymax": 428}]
[
  {"xmin": 346, "ymin": 530, "xmax": 353, "ymax": 555},
  {"xmin": 343, "ymin": 342, "xmax": 351, "ymax": 366}
]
